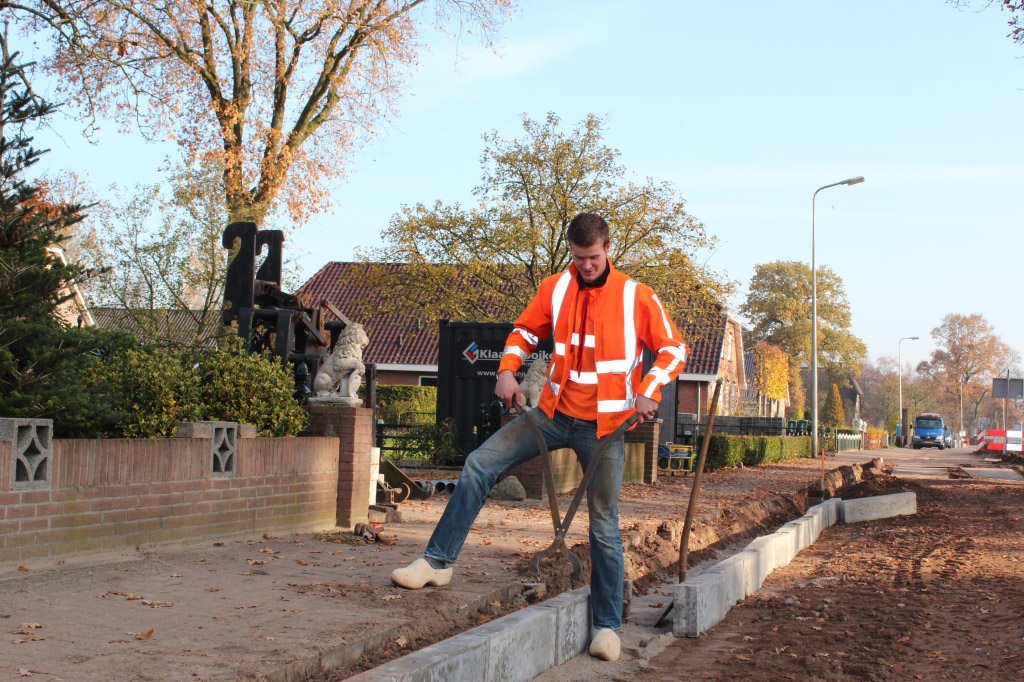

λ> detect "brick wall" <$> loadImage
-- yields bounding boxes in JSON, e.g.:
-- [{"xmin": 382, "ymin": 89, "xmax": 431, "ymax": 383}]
[
  {"xmin": 677, "ymin": 382, "xmax": 707, "ymax": 415},
  {"xmin": 304, "ymin": 404, "xmax": 373, "ymax": 527},
  {"xmin": 0, "ymin": 432, "xmax": 340, "ymax": 565},
  {"xmin": 626, "ymin": 418, "xmax": 660, "ymax": 484}
]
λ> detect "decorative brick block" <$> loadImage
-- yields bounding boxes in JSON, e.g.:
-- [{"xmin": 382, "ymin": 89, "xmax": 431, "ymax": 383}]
[
  {"xmin": 176, "ymin": 421, "xmax": 238, "ymax": 476},
  {"xmin": 1, "ymin": 418, "xmax": 53, "ymax": 490}
]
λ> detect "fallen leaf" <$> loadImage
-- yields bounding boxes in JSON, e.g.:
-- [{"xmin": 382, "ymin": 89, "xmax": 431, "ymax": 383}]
[
  {"xmin": 395, "ymin": 635, "xmax": 408, "ymax": 648},
  {"xmin": 141, "ymin": 600, "xmax": 174, "ymax": 608},
  {"xmin": 17, "ymin": 668, "xmax": 31, "ymax": 677},
  {"xmin": 382, "ymin": 594, "xmax": 401, "ymax": 601},
  {"xmin": 213, "ymin": 542, "xmax": 224, "ymax": 547},
  {"xmin": 247, "ymin": 559, "xmax": 265, "ymax": 566},
  {"xmin": 17, "ymin": 566, "xmax": 29, "ymax": 572},
  {"xmin": 295, "ymin": 559, "xmax": 308, "ymax": 566},
  {"xmin": 736, "ymin": 654, "xmax": 751, "ymax": 662},
  {"xmin": 19, "ymin": 623, "xmax": 43, "ymax": 629},
  {"xmin": 116, "ymin": 567, "xmax": 133, "ymax": 572},
  {"xmin": 206, "ymin": 587, "xmax": 222, "ymax": 592},
  {"xmin": 134, "ymin": 629, "xmax": 155, "ymax": 641}
]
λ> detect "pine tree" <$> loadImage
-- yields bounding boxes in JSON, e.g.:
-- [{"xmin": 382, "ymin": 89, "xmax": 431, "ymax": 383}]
[
  {"xmin": 822, "ymin": 383, "xmax": 846, "ymax": 427},
  {"xmin": 0, "ymin": 35, "xmax": 121, "ymax": 431},
  {"xmin": 0, "ymin": 36, "xmax": 90, "ymax": 322}
]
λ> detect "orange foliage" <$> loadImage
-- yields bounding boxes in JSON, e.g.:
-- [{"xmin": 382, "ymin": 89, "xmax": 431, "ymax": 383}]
[
  {"xmin": 32, "ymin": 1, "xmax": 514, "ymax": 227},
  {"xmin": 752, "ymin": 340, "xmax": 788, "ymax": 402}
]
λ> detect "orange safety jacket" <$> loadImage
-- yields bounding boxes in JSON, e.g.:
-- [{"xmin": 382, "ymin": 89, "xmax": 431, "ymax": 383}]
[{"xmin": 497, "ymin": 261, "xmax": 688, "ymax": 438}]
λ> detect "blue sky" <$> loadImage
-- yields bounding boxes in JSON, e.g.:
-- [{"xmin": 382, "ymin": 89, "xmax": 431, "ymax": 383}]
[{"xmin": 30, "ymin": 0, "xmax": 1024, "ymax": 371}]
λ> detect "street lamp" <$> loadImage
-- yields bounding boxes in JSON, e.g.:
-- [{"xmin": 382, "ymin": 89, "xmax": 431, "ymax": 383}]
[
  {"xmin": 897, "ymin": 335, "xmax": 919, "ymax": 447},
  {"xmin": 811, "ymin": 176, "xmax": 864, "ymax": 465},
  {"xmin": 959, "ymin": 378, "xmax": 964, "ymax": 447}
]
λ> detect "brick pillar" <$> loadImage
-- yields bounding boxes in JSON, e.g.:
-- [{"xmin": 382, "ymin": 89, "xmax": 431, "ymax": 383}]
[
  {"xmin": 626, "ymin": 418, "xmax": 661, "ymax": 484},
  {"xmin": 304, "ymin": 403, "xmax": 372, "ymax": 528}
]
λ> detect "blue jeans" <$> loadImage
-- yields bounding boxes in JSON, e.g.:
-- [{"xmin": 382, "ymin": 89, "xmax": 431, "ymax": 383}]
[{"xmin": 424, "ymin": 408, "xmax": 626, "ymax": 631}]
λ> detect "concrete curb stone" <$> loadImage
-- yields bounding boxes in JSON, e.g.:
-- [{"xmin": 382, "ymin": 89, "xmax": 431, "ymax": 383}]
[
  {"xmin": 840, "ymin": 492, "xmax": 917, "ymax": 524},
  {"xmin": 672, "ymin": 572, "xmax": 724, "ymax": 637},
  {"xmin": 536, "ymin": 585, "xmax": 592, "ymax": 665},
  {"xmin": 672, "ymin": 492, "xmax": 915, "ymax": 639},
  {"xmin": 350, "ymin": 488, "xmax": 915, "ymax": 678}
]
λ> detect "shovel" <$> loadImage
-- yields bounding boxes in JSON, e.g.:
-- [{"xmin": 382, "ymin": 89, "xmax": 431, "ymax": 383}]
[{"xmin": 521, "ymin": 409, "xmax": 640, "ymax": 579}]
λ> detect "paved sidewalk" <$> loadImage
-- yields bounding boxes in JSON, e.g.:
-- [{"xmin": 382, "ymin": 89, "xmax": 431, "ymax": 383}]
[{"xmin": 0, "ymin": 450, "xmax": 919, "ymax": 681}]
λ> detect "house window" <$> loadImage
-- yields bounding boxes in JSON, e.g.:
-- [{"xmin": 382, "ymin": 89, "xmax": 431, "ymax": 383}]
[{"xmin": 419, "ymin": 376, "xmax": 437, "ymax": 387}]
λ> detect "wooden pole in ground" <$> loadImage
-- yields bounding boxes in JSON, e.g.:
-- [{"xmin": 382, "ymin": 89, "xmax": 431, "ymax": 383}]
[{"xmin": 678, "ymin": 379, "xmax": 724, "ymax": 584}]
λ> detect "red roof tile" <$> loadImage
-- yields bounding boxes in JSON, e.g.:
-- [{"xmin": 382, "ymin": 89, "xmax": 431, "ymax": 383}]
[
  {"xmin": 678, "ymin": 314, "xmax": 726, "ymax": 377},
  {"xmin": 298, "ymin": 262, "xmax": 441, "ymax": 366},
  {"xmin": 299, "ymin": 261, "xmax": 732, "ymax": 374}
]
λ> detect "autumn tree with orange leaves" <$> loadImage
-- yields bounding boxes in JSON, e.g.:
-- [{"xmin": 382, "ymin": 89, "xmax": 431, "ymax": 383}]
[{"xmin": 8, "ymin": 0, "xmax": 513, "ymax": 227}]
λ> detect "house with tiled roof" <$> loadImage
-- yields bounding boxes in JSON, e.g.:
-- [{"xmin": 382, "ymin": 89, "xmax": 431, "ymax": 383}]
[
  {"xmin": 298, "ymin": 262, "xmax": 751, "ymax": 421},
  {"xmin": 675, "ymin": 311, "xmax": 748, "ymax": 420},
  {"xmin": 91, "ymin": 308, "xmax": 224, "ymax": 347},
  {"xmin": 297, "ymin": 262, "xmax": 444, "ymax": 385}
]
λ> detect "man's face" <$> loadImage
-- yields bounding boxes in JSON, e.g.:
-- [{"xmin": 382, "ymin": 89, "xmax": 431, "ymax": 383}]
[{"xmin": 570, "ymin": 240, "xmax": 610, "ymax": 284}]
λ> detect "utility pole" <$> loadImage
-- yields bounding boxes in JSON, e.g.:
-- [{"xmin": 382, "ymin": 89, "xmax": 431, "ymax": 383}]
[
  {"xmin": 959, "ymin": 379, "xmax": 964, "ymax": 447},
  {"xmin": 1004, "ymin": 368, "xmax": 1009, "ymax": 431}
]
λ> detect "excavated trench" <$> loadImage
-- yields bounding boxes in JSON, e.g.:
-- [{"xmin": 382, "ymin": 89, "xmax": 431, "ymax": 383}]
[{"xmin": 298, "ymin": 459, "xmax": 889, "ymax": 680}]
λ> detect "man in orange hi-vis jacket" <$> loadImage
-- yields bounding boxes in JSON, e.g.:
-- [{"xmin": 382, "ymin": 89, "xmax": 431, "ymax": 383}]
[{"xmin": 391, "ymin": 212, "xmax": 688, "ymax": 662}]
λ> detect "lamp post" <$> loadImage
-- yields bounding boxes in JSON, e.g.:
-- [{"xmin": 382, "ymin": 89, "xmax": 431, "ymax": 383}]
[
  {"xmin": 811, "ymin": 176, "xmax": 864, "ymax": 465},
  {"xmin": 897, "ymin": 335, "xmax": 919, "ymax": 447},
  {"xmin": 959, "ymin": 378, "xmax": 964, "ymax": 447}
]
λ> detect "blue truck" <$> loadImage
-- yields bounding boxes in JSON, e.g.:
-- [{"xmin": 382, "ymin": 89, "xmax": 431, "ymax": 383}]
[{"xmin": 912, "ymin": 412, "xmax": 946, "ymax": 450}]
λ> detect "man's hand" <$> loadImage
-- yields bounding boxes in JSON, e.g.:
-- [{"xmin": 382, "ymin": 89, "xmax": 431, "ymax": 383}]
[
  {"xmin": 635, "ymin": 395, "xmax": 659, "ymax": 423},
  {"xmin": 494, "ymin": 370, "xmax": 523, "ymax": 410}
]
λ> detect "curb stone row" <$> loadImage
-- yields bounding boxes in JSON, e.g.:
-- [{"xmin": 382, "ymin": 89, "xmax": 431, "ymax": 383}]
[{"xmin": 348, "ymin": 490, "xmax": 917, "ymax": 682}]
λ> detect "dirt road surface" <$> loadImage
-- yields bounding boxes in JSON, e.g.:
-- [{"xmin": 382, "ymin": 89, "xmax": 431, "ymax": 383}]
[{"xmin": 543, "ymin": 448, "xmax": 1024, "ymax": 681}]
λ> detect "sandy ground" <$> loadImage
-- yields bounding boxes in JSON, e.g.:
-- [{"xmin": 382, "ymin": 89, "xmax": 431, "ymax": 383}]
[
  {"xmin": 538, "ymin": 450, "xmax": 1024, "ymax": 682},
  {"xmin": 0, "ymin": 450, "xmax": 866, "ymax": 681},
  {"xmin": 6, "ymin": 446, "xmax": 1007, "ymax": 681}
]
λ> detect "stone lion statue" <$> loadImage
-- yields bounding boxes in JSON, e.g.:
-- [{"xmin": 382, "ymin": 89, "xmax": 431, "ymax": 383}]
[
  {"xmin": 519, "ymin": 357, "xmax": 548, "ymax": 408},
  {"xmin": 313, "ymin": 322, "xmax": 370, "ymax": 401}
]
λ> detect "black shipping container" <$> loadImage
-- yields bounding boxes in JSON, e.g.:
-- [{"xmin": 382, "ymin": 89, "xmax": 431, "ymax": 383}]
[
  {"xmin": 437, "ymin": 320, "xmax": 678, "ymax": 461},
  {"xmin": 436, "ymin": 320, "xmax": 552, "ymax": 460}
]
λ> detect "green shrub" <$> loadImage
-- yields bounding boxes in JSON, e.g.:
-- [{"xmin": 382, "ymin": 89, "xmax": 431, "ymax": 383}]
[
  {"xmin": 194, "ymin": 338, "xmax": 308, "ymax": 437},
  {"xmin": 83, "ymin": 345, "xmax": 202, "ymax": 438},
  {"xmin": 699, "ymin": 434, "xmax": 812, "ymax": 471},
  {"xmin": 373, "ymin": 385, "xmax": 437, "ymax": 423},
  {"xmin": 0, "ymin": 321, "xmax": 137, "ymax": 437},
  {"xmin": 75, "ymin": 337, "xmax": 307, "ymax": 438},
  {"xmin": 386, "ymin": 418, "xmax": 458, "ymax": 463}
]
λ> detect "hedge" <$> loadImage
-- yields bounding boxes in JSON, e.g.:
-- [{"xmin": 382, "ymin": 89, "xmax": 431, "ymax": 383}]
[
  {"xmin": 52, "ymin": 335, "xmax": 309, "ymax": 438},
  {"xmin": 372, "ymin": 385, "xmax": 436, "ymax": 424},
  {"xmin": 698, "ymin": 434, "xmax": 812, "ymax": 471}
]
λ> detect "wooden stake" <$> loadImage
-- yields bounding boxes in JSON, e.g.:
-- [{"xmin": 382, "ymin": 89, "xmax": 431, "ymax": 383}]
[{"xmin": 679, "ymin": 378, "xmax": 724, "ymax": 584}]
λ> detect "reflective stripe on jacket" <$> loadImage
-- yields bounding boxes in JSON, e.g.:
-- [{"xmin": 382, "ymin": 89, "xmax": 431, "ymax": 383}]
[{"xmin": 497, "ymin": 261, "xmax": 688, "ymax": 438}]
